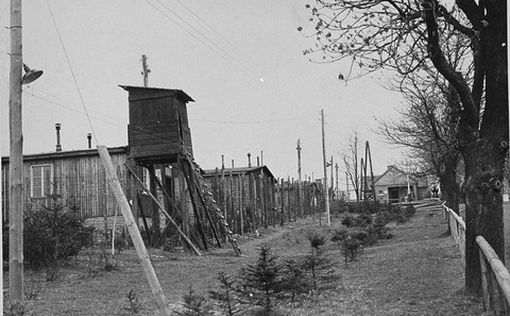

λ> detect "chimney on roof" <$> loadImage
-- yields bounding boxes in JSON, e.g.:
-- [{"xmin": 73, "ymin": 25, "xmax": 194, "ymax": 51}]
[
  {"xmin": 257, "ymin": 156, "xmax": 260, "ymax": 166},
  {"xmin": 247, "ymin": 153, "xmax": 251, "ymax": 167},
  {"xmin": 55, "ymin": 123, "xmax": 62, "ymax": 152},
  {"xmin": 260, "ymin": 150, "xmax": 264, "ymax": 166},
  {"xmin": 231, "ymin": 159, "xmax": 235, "ymax": 168},
  {"xmin": 87, "ymin": 133, "xmax": 92, "ymax": 149}
]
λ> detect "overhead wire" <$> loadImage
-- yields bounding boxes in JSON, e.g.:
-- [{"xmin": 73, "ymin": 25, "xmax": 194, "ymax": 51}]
[
  {"xmin": 144, "ymin": 0, "xmax": 321, "ymax": 122},
  {"xmin": 172, "ymin": 0, "xmax": 250, "ymax": 59},
  {"xmin": 24, "ymin": 90, "xmax": 126, "ymax": 129},
  {"xmin": 46, "ymin": 0, "xmax": 100, "ymax": 145},
  {"xmin": 143, "ymin": 0, "xmax": 259, "ymax": 81}
]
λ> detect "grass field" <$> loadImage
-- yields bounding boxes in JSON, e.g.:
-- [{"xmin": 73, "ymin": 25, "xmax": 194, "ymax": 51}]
[{"xmin": 4, "ymin": 203, "xmax": 484, "ymax": 315}]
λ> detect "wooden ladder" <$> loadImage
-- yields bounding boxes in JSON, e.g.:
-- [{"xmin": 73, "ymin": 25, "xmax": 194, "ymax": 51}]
[{"xmin": 180, "ymin": 149, "xmax": 242, "ymax": 256}]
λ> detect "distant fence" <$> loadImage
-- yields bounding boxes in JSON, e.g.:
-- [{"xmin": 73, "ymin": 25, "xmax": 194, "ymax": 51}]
[{"xmin": 442, "ymin": 203, "xmax": 510, "ymax": 314}]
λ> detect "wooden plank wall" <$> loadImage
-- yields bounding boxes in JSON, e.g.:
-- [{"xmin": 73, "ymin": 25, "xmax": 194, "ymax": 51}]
[{"xmin": 1, "ymin": 150, "xmax": 132, "ymax": 221}]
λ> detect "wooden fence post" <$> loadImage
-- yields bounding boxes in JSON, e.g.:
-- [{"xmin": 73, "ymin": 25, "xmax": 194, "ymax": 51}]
[
  {"xmin": 98, "ymin": 146, "xmax": 171, "ymax": 316},
  {"xmin": 239, "ymin": 173, "xmax": 244, "ymax": 235}
]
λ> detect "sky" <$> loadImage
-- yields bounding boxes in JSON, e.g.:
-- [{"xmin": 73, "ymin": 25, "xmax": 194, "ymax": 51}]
[{"xmin": 0, "ymin": 0, "xmax": 405, "ymax": 189}]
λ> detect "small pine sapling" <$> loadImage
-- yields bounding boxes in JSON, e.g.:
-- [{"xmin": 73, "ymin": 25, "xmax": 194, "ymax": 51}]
[
  {"xmin": 123, "ymin": 289, "xmax": 143, "ymax": 315},
  {"xmin": 280, "ymin": 259, "xmax": 312, "ymax": 304},
  {"xmin": 331, "ymin": 229, "xmax": 348, "ymax": 248},
  {"xmin": 302, "ymin": 233, "xmax": 334, "ymax": 291},
  {"xmin": 306, "ymin": 232, "xmax": 326, "ymax": 256},
  {"xmin": 341, "ymin": 238, "xmax": 363, "ymax": 268},
  {"xmin": 175, "ymin": 286, "xmax": 211, "ymax": 316},
  {"xmin": 209, "ymin": 272, "xmax": 242, "ymax": 316},
  {"xmin": 240, "ymin": 245, "xmax": 282, "ymax": 314}
]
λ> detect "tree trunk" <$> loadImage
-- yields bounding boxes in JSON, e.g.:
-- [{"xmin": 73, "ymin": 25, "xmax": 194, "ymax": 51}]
[
  {"xmin": 463, "ymin": 1, "xmax": 508, "ymax": 294},
  {"xmin": 464, "ymin": 141, "xmax": 506, "ymax": 293},
  {"xmin": 439, "ymin": 154, "xmax": 460, "ymax": 215}
]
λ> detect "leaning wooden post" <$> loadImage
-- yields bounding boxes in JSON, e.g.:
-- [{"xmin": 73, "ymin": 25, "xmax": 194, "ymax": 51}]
[{"xmin": 98, "ymin": 146, "xmax": 171, "ymax": 316}]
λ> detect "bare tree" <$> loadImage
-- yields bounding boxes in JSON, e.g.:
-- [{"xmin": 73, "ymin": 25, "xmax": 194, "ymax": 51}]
[
  {"xmin": 303, "ymin": 0, "xmax": 508, "ymax": 293},
  {"xmin": 343, "ymin": 132, "xmax": 360, "ymax": 202},
  {"xmin": 380, "ymin": 71, "xmax": 462, "ymax": 216}
]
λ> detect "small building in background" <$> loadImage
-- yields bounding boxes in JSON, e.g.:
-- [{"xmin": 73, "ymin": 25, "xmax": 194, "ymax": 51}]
[{"xmin": 372, "ymin": 165, "xmax": 430, "ymax": 203}]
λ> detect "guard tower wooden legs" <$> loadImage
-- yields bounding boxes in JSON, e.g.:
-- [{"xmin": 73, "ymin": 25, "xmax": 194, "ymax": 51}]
[{"xmin": 126, "ymin": 155, "xmax": 241, "ymax": 256}]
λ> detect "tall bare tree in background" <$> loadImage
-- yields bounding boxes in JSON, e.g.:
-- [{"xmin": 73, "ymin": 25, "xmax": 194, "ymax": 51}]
[
  {"xmin": 343, "ymin": 132, "xmax": 360, "ymax": 202},
  {"xmin": 302, "ymin": 0, "xmax": 508, "ymax": 293},
  {"xmin": 380, "ymin": 72, "xmax": 463, "ymax": 216}
]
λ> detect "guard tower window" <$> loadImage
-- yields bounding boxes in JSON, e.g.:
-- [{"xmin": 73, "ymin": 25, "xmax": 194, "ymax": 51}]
[{"xmin": 31, "ymin": 164, "xmax": 53, "ymax": 198}]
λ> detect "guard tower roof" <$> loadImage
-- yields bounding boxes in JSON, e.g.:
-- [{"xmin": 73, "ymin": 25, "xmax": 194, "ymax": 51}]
[{"xmin": 119, "ymin": 85, "xmax": 195, "ymax": 103}]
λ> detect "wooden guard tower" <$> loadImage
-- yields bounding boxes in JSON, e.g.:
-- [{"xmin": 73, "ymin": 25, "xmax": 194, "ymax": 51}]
[
  {"xmin": 120, "ymin": 85, "xmax": 240, "ymax": 255},
  {"xmin": 121, "ymin": 85, "xmax": 194, "ymax": 163}
]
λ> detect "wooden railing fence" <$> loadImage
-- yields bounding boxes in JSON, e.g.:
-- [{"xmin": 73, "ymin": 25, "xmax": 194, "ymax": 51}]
[
  {"xmin": 443, "ymin": 203, "xmax": 466, "ymax": 265},
  {"xmin": 442, "ymin": 203, "xmax": 510, "ymax": 315}
]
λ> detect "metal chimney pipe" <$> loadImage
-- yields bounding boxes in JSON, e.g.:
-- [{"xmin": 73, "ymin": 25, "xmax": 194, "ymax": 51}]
[
  {"xmin": 87, "ymin": 133, "xmax": 92, "ymax": 149},
  {"xmin": 260, "ymin": 150, "xmax": 264, "ymax": 166},
  {"xmin": 55, "ymin": 123, "xmax": 62, "ymax": 152},
  {"xmin": 247, "ymin": 153, "xmax": 251, "ymax": 167},
  {"xmin": 257, "ymin": 156, "xmax": 260, "ymax": 167}
]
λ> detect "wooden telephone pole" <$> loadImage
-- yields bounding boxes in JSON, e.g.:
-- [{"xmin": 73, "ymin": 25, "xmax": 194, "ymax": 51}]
[
  {"xmin": 141, "ymin": 54, "xmax": 150, "ymax": 87},
  {"xmin": 335, "ymin": 163, "xmax": 339, "ymax": 200},
  {"xmin": 321, "ymin": 109, "xmax": 331, "ymax": 227},
  {"xmin": 9, "ymin": 0, "xmax": 24, "ymax": 303},
  {"xmin": 296, "ymin": 139, "xmax": 303, "ymax": 217},
  {"xmin": 330, "ymin": 156, "xmax": 334, "ymax": 200}
]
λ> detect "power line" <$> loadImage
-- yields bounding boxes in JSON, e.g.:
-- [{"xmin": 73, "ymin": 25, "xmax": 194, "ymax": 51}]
[
  {"xmin": 143, "ymin": 0, "xmax": 259, "ymax": 81},
  {"xmin": 27, "ymin": 86, "xmax": 123, "ymax": 119},
  {"xmin": 171, "ymin": 0, "xmax": 250, "ymax": 58},
  {"xmin": 24, "ymin": 91, "xmax": 125, "ymax": 129},
  {"xmin": 193, "ymin": 115, "xmax": 311, "ymax": 124},
  {"xmin": 143, "ymin": 0, "xmax": 322, "ymax": 121},
  {"xmin": 46, "ymin": 0, "xmax": 99, "ymax": 145}
]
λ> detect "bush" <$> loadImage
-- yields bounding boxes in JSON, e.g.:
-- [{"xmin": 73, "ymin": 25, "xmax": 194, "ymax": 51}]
[
  {"xmin": 306, "ymin": 232, "xmax": 326, "ymax": 254},
  {"xmin": 331, "ymin": 229, "xmax": 348, "ymax": 248},
  {"xmin": 5, "ymin": 195, "xmax": 94, "ymax": 271},
  {"xmin": 404, "ymin": 205, "xmax": 416, "ymax": 217},
  {"xmin": 353, "ymin": 213, "xmax": 373, "ymax": 227},
  {"xmin": 341, "ymin": 215, "xmax": 355, "ymax": 227},
  {"xmin": 342, "ymin": 239, "xmax": 363, "ymax": 267},
  {"xmin": 349, "ymin": 231, "xmax": 370, "ymax": 247}
]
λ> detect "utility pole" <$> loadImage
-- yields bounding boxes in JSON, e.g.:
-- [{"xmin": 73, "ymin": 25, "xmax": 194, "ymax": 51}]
[
  {"xmin": 330, "ymin": 156, "xmax": 334, "ymax": 201},
  {"xmin": 321, "ymin": 109, "xmax": 331, "ymax": 227},
  {"xmin": 141, "ymin": 54, "xmax": 150, "ymax": 87},
  {"xmin": 345, "ymin": 172, "xmax": 350, "ymax": 202},
  {"xmin": 296, "ymin": 139, "xmax": 303, "ymax": 217},
  {"xmin": 366, "ymin": 141, "xmax": 376, "ymax": 201},
  {"xmin": 9, "ymin": 0, "xmax": 24, "ymax": 303},
  {"xmin": 335, "ymin": 163, "xmax": 339, "ymax": 200},
  {"xmin": 360, "ymin": 158, "xmax": 365, "ymax": 202}
]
